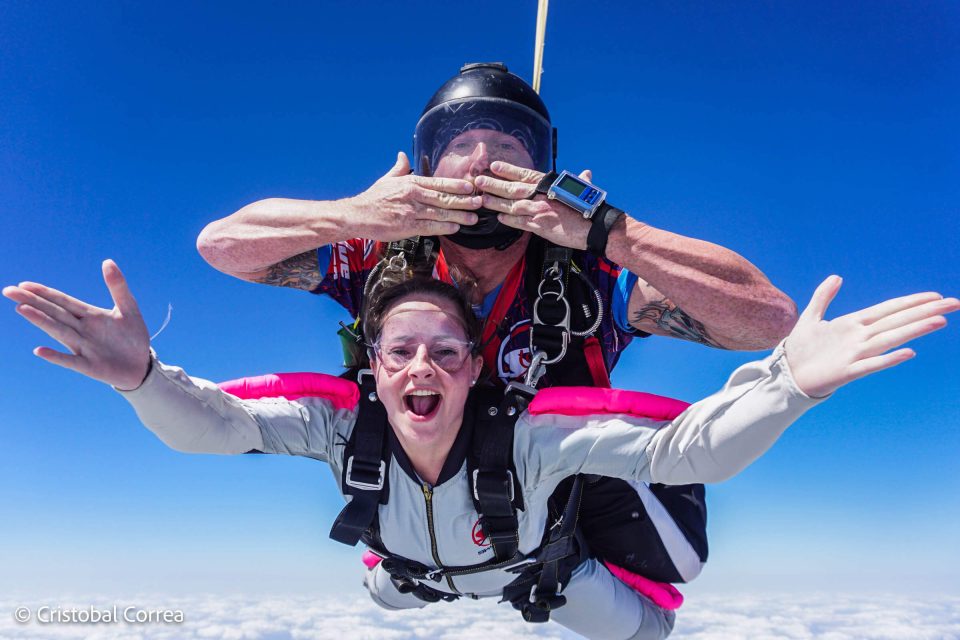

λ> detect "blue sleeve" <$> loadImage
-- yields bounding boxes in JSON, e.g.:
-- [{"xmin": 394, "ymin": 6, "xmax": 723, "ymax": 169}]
[
  {"xmin": 316, "ymin": 245, "xmax": 332, "ymax": 281},
  {"xmin": 613, "ymin": 269, "xmax": 639, "ymax": 333}
]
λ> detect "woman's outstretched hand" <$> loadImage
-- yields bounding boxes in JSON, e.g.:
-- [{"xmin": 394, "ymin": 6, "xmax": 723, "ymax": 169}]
[
  {"xmin": 785, "ymin": 276, "xmax": 958, "ymax": 398},
  {"xmin": 3, "ymin": 259, "xmax": 151, "ymax": 390}
]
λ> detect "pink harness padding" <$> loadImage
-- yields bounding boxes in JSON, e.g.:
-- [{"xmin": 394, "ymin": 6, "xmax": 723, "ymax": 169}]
[
  {"xmin": 361, "ymin": 550, "xmax": 382, "ymax": 569},
  {"xmin": 604, "ymin": 562, "xmax": 684, "ymax": 610},
  {"xmin": 359, "ymin": 552, "xmax": 682, "ymax": 609},
  {"xmin": 218, "ymin": 372, "xmax": 359, "ymax": 410},
  {"xmin": 528, "ymin": 387, "xmax": 690, "ymax": 421}
]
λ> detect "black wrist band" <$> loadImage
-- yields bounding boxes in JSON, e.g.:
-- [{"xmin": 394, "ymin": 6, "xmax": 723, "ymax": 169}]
[
  {"xmin": 532, "ymin": 171, "xmax": 558, "ymax": 197},
  {"xmin": 586, "ymin": 203, "xmax": 624, "ymax": 258}
]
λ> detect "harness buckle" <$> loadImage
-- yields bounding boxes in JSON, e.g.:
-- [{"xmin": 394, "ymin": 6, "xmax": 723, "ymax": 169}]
[
  {"xmin": 530, "ymin": 581, "xmax": 564, "ymax": 601},
  {"xmin": 504, "ymin": 380, "xmax": 538, "ymax": 399},
  {"xmin": 530, "ymin": 583, "xmax": 566, "ymax": 610},
  {"xmin": 530, "ymin": 294, "xmax": 570, "ymax": 367},
  {"xmin": 532, "ymin": 292, "xmax": 571, "ymax": 330},
  {"xmin": 472, "ymin": 469, "xmax": 515, "ymax": 503},
  {"xmin": 523, "ymin": 351, "xmax": 549, "ymax": 388},
  {"xmin": 344, "ymin": 456, "xmax": 386, "ymax": 491}
]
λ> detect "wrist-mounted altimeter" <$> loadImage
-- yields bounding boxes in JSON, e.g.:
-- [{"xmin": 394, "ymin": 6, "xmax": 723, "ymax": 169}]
[
  {"xmin": 534, "ymin": 170, "xmax": 625, "ymax": 258},
  {"xmin": 542, "ymin": 170, "xmax": 607, "ymax": 219}
]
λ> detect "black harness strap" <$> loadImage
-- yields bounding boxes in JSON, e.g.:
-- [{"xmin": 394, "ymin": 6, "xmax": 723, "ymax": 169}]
[
  {"xmin": 524, "ymin": 238, "xmax": 600, "ymax": 387},
  {"xmin": 328, "ymin": 376, "xmax": 586, "ymax": 622},
  {"xmin": 502, "ymin": 474, "xmax": 588, "ymax": 623},
  {"xmin": 467, "ymin": 386, "xmax": 528, "ymax": 562},
  {"xmin": 329, "ymin": 371, "xmax": 390, "ymax": 546}
]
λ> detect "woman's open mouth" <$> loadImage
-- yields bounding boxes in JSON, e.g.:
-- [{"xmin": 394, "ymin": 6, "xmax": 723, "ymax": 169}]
[{"xmin": 404, "ymin": 389, "xmax": 441, "ymax": 420}]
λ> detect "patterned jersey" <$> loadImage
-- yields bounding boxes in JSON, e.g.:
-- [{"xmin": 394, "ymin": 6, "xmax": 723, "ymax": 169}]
[{"xmin": 313, "ymin": 238, "xmax": 642, "ymax": 387}]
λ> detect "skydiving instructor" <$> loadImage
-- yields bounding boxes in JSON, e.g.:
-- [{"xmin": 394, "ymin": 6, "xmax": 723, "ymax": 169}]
[
  {"xmin": 198, "ymin": 63, "xmax": 797, "ymax": 359},
  {"xmin": 196, "ymin": 63, "xmax": 799, "ymax": 586}
]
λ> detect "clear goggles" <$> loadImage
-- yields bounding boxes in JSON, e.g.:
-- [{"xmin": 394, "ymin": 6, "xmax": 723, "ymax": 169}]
[{"xmin": 371, "ymin": 339, "xmax": 475, "ymax": 374}]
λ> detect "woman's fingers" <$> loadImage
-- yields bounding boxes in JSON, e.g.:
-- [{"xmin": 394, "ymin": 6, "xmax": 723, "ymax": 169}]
[
  {"xmin": 102, "ymin": 260, "xmax": 142, "ymax": 318},
  {"xmin": 16, "ymin": 281, "xmax": 96, "ymax": 317},
  {"xmin": 863, "ymin": 314, "xmax": 950, "ymax": 357},
  {"xmin": 866, "ymin": 297, "xmax": 959, "ymax": 337},
  {"xmin": 846, "ymin": 348, "xmax": 916, "ymax": 381},
  {"xmin": 799, "ymin": 275, "xmax": 842, "ymax": 322},
  {"xmin": 33, "ymin": 345, "xmax": 83, "ymax": 372},
  {"xmin": 852, "ymin": 291, "xmax": 943, "ymax": 326},
  {"xmin": 3, "ymin": 285, "xmax": 81, "ymax": 330},
  {"xmin": 15, "ymin": 304, "xmax": 82, "ymax": 353}
]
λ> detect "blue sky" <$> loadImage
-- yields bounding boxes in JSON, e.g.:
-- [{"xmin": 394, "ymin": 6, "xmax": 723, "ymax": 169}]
[{"xmin": 1, "ymin": 0, "xmax": 958, "ymax": 601}]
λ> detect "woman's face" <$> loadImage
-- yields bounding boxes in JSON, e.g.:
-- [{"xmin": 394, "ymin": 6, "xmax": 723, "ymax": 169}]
[{"xmin": 371, "ymin": 293, "xmax": 483, "ymax": 451}]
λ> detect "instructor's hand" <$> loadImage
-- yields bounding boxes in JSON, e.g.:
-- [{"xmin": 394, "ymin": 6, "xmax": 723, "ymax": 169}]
[
  {"xmin": 785, "ymin": 276, "xmax": 958, "ymax": 398},
  {"xmin": 348, "ymin": 152, "xmax": 481, "ymax": 241},
  {"xmin": 3, "ymin": 259, "xmax": 151, "ymax": 390},
  {"xmin": 475, "ymin": 162, "xmax": 594, "ymax": 250}
]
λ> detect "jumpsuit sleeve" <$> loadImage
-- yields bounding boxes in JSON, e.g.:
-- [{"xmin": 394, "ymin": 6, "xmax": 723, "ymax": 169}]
[
  {"xmin": 115, "ymin": 352, "xmax": 344, "ymax": 462},
  {"xmin": 516, "ymin": 342, "xmax": 826, "ymax": 493}
]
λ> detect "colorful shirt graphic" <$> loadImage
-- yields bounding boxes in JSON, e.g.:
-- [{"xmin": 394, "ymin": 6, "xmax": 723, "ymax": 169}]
[{"xmin": 314, "ymin": 239, "xmax": 641, "ymax": 386}]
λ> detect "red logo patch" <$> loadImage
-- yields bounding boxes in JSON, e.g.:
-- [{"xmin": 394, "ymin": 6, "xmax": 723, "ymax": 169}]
[{"xmin": 471, "ymin": 519, "xmax": 491, "ymax": 547}]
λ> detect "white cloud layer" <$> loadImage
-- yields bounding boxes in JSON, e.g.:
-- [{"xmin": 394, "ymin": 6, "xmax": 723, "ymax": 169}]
[{"xmin": 1, "ymin": 592, "xmax": 958, "ymax": 639}]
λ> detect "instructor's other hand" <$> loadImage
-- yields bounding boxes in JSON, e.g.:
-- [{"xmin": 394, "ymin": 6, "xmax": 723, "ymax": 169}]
[
  {"xmin": 784, "ymin": 276, "xmax": 958, "ymax": 398},
  {"xmin": 3, "ymin": 259, "xmax": 152, "ymax": 390},
  {"xmin": 348, "ymin": 152, "xmax": 481, "ymax": 241},
  {"xmin": 476, "ymin": 161, "xmax": 594, "ymax": 250}
]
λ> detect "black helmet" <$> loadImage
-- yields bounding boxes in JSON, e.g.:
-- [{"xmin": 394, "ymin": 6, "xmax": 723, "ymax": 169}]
[{"xmin": 413, "ymin": 63, "xmax": 557, "ymax": 250}]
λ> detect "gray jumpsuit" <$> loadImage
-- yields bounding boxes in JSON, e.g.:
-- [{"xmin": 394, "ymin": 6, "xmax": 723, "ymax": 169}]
[{"xmin": 118, "ymin": 343, "xmax": 822, "ymax": 640}]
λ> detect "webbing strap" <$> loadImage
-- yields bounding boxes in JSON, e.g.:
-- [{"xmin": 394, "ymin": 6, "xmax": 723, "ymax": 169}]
[
  {"xmin": 468, "ymin": 387, "xmax": 529, "ymax": 562},
  {"xmin": 530, "ymin": 475, "xmax": 584, "ymax": 614},
  {"xmin": 533, "ymin": 171, "xmax": 558, "ymax": 196},
  {"xmin": 528, "ymin": 245, "xmax": 572, "ymax": 368},
  {"xmin": 523, "ymin": 239, "xmax": 609, "ymax": 388},
  {"xmin": 501, "ymin": 475, "xmax": 587, "ymax": 624},
  {"xmin": 329, "ymin": 373, "xmax": 389, "ymax": 546}
]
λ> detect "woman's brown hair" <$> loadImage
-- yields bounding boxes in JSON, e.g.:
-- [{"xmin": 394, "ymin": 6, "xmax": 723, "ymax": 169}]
[{"xmin": 362, "ymin": 273, "xmax": 481, "ymax": 352}]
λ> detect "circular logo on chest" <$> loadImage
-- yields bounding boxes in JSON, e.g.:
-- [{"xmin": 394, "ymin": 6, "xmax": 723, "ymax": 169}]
[{"xmin": 471, "ymin": 519, "xmax": 491, "ymax": 547}]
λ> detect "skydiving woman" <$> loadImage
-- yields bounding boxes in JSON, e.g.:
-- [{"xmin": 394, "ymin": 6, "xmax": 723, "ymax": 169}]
[{"xmin": 4, "ymin": 261, "xmax": 957, "ymax": 639}]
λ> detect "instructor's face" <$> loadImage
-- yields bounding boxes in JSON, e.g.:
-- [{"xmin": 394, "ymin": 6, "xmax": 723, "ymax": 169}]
[{"xmin": 433, "ymin": 129, "xmax": 535, "ymax": 181}]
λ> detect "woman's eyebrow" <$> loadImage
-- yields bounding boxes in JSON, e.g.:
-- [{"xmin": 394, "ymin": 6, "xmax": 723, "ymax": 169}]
[{"xmin": 382, "ymin": 333, "xmax": 466, "ymax": 343}]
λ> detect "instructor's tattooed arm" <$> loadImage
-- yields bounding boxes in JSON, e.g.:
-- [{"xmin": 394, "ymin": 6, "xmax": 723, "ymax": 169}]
[
  {"xmin": 627, "ymin": 276, "xmax": 725, "ymax": 348},
  {"xmin": 631, "ymin": 299, "xmax": 723, "ymax": 348},
  {"xmin": 254, "ymin": 251, "xmax": 323, "ymax": 290}
]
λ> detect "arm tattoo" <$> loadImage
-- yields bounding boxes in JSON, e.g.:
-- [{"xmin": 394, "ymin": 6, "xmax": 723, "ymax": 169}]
[
  {"xmin": 255, "ymin": 250, "xmax": 323, "ymax": 290},
  {"xmin": 632, "ymin": 298, "xmax": 725, "ymax": 348}
]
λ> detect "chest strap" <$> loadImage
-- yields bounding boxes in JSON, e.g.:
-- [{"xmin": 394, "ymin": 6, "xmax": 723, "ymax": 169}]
[
  {"xmin": 329, "ymin": 370, "xmax": 391, "ymax": 546},
  {"xmin": 466, "ymin": 384, "xmax": 530, "ymax": 563}
]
